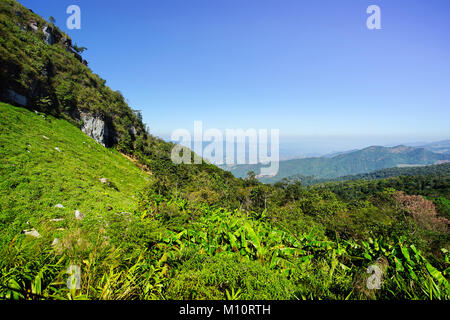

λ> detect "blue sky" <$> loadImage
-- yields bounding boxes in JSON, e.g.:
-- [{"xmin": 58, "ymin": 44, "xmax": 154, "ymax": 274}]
[{"xmin": 20, "ymin": 0, "xmax": 450, "ymax": 150}]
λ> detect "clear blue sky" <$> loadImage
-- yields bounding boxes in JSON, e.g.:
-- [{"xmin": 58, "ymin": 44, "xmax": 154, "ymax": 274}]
[{"xmin": 20, "ymin": 0, "xmax": 450, "ymax": 146}]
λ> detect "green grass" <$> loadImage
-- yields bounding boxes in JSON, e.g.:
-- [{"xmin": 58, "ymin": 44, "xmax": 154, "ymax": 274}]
[{"xmin": 0, "ymin": 102, "xmax": 150, "ymax": 249}]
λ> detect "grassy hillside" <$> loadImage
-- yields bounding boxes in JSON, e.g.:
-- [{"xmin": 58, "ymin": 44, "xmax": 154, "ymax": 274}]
[
  {"xmin": 0, "ymin": 0, "xmax": 245, "ymax": 209},
  {"xmin": 0, "ymin": 102, "xmax": 150, "ymax": 249},
  {"xmin": 225, "ymin": 145, "xmax": 450, "ymax": 183}
]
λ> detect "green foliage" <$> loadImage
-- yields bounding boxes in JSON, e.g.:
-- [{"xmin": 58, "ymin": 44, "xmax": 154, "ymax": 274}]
[
  {"xmin": 165, "ymin": 253, "xmax": 295, "ymax": 300},
  {"xmin": 434, "ymin": 197, "xmax": 450, "ymax": 220}
]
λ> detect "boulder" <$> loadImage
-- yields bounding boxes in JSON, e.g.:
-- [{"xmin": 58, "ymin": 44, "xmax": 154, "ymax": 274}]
[
  {"xmin": 54, "ymin": 204, "xmax": 64, "ymax": 208},
  {"xmin": 28, "ymin": 20, "xmax": 38, "ymax": 32},
  {"xmin": 77, "ymin": 111, "xmax": 113, "ymax": 147},
  {"xmin": 42, "ymin": 25, "xmax": 55, "ymax": 45},
  {"xmin": 75, "ymin": 210, "xmax": 84, "ymax": 220},
  {"xmin": 129, "ymin": 124, "xmax": 137, "ymax": 138},
  {"xmin": 23, "ymin": 228, "xmax": 41, "ymax": 238}
]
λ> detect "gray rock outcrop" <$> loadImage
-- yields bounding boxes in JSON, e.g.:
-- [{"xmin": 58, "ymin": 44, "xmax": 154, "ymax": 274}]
[
  {"xmin": 78, "ymin": 111, "xmax": 112, "ymax": 147},
  {"xmin": 42, "ymin": 25, "xmax": 55, "ymax": 45},
  {"xmin": 28, "ymin": 20, "xmax": 38, "ymax": 31}
]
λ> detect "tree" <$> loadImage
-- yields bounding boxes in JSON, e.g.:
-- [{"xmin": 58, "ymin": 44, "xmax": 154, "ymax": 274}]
[
  {"xmin": 250, "ymin": 185, "xmax": 268, "ymax": 210},
  {"xmin": 244, "ymin": 171, "xmax": 258, "ymax": 187},
  {"xmin": 73, "ymin": 44, "xmax": 88, "ymax": 53},
  {"xmin": 49, "ymin": 16, "xmax": 56, "ymax": 24}
]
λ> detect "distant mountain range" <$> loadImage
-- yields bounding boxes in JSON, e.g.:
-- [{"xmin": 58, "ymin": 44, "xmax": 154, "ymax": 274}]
[
  {"xmin": 416, "ymin": 140, "xmax": 450, "ymax": 154},
  {"xmin": 222, "ymin": 143, "xmax": 450, "ymax": 183},
  {"xmin": 297, "ymin": 162, "xmax": 450, "ymax": 186}
]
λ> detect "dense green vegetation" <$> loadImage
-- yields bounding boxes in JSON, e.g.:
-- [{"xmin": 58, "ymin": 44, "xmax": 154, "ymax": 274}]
[
  {"xmin": 285, "ymin": 162, "xmax": 450, "ymax": 187},
  {"xmin": 0, "ymin": 0, "xmax": 448, "ymax": 300},
  {"xmin": 224, "ymin": 145, "xmax": 450, "ymax": 183},
  {"xmin": 1, "ymin": 104, "xmax": 449, "ymax": 300},
  {"xmin": 323, "ymin": 163, "xmax": 450, "ymax": 183}
]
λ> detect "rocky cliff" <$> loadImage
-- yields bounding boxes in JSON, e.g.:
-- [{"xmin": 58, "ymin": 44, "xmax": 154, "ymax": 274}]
[
  {"xmin": 0, "ymin": 0, "xmax": 143, "ymax": 152},
  {"xmin": 77, "ymin": 110, "xmax": 113, "ymax": 147}
]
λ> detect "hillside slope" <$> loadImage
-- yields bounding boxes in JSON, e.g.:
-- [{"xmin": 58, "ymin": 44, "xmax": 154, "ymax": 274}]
[
  {"xmin": 0, "ymin": 102, "xmax": 150, "ymax": 248},
  {"xmin": 0, "ymin": 0, "xmax": 242, "ymax": 205}
]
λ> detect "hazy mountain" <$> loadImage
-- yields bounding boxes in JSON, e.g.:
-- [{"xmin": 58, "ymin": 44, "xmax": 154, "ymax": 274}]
[
  {"xmin": 291, "ymin": 162, "xmax": 450, "ymax": 186},
  {"xmin": 418, "ymin": 140, "xmax": 450, "ymax": 154},
  {"xmin": 223, "ymin": 145, "xmax": 450, "ymax": 183}
]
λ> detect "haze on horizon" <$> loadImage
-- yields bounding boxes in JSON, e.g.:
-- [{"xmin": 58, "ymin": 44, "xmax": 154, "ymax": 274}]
[{"xmin": 19, "ymin": 0, "xmax": 450, "ymax": 155}]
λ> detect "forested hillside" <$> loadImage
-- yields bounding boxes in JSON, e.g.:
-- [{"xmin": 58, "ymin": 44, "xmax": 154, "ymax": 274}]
[
  {"xmin": 419, "ymin": 140, "xmax": 450, "ymax": 155},
  {"xmin": 224, "ymin": 145, "xmax": 450, "ymax": 183},
  {"xmin": 286, "ymin": 163, "xmax": 450, "ymax": 186}
]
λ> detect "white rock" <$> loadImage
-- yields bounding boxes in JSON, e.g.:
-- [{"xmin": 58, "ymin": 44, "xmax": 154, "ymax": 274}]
[
  {"xmin": 75, "ymin": 210, "xmax": 85, "ymax": 220},
  {"xmin": 54, "ymin": 204, "xmax": 64, "ymax": 208},
  {"xmin": 42, "ymin": 135, "xmax": 49, "ymax": 140},
  {"xmin": 23, "ymin": 228, "xmax": 41, "ymax": 238},
  {"xmin": 52, "ymin": 238, "xmax": 59, "ymax": 246},
  {"xmin": 55, "ymin": 147, "xmax": 61, "ymax": 152},
  {"xmin": 29, "ymin": 21, "xmax": 38, "ymax": 32},
  {"xmin": 50, "ymin": 218, "xmax": 64, "ymax": 222},
  {"xmin": 99, "ymin": 178, "xmax": 108, "ymax": 184}
]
